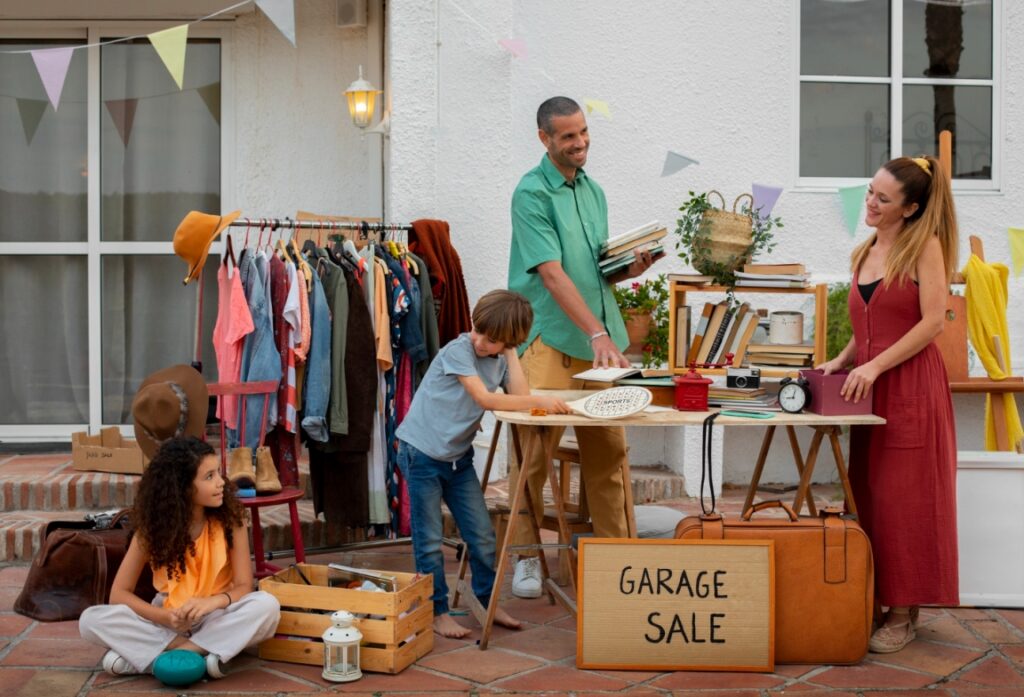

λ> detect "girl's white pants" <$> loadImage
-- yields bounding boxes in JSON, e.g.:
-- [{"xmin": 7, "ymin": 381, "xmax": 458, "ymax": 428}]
[{"xmin": 79, "ymin": 591, "xmax": 280, "ymax": 673}]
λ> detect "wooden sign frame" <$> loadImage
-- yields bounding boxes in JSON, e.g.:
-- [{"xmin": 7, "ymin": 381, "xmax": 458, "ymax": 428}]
[{"xmin": 577, "ymin": 538, "xmax": 774, "ymax": 672}]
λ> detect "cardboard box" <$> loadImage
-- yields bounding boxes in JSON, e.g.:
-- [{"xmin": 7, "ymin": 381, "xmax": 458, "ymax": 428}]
[
  {"xmin": 258, "ymin": 564, "xmax": 433, "ymax": 674},
  {"xmin": 71, "ymin": 427, "xmax": 148, "ymax": 474},
  {"xmin": 800, "ymin": 369, "xmax": 874, "ymax": 416}
]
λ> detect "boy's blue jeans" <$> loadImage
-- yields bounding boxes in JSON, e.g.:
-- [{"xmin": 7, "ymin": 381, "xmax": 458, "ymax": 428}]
[{"xmin": 397, "ymin": 440, "xmax": 495, "ymax": 616}]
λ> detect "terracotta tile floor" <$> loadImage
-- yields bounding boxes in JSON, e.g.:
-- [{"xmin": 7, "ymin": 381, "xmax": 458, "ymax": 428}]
[{"xmin": 3, "ymin": 485, "xmax": 1024, "ymax": 695}]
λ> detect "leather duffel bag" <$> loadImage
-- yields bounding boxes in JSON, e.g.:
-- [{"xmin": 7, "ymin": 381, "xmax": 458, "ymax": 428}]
[
  {"xmin": 15, "ymin": 509, "xmax": 155, "ymax": 622},
  {"xmin": 676, "ymin": 500, "xmax": 873, "ymax": 664}
]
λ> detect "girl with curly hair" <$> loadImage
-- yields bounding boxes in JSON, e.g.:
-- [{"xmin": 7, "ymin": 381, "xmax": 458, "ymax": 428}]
[{"xmin": 80, "ymin": 437, "xmax": 280, "ymax": 679}]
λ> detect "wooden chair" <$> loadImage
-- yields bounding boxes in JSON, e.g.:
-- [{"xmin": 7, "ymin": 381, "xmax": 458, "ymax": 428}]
[{"xmin": 207, "ymin": 381, "xmax": 306, "ymax": 578}]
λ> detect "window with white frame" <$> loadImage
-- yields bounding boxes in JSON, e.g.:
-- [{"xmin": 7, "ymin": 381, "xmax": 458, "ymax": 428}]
[
  {"xmin": 799, "ymin": 0, "xmax": 996, "ymax": 187},
  {"xmin": 0, "ymin": 27, "xmax": 223, "ymax": 438}
]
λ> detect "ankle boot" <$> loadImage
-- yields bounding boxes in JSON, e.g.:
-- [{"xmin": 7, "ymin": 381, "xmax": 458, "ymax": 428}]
[
  {"xmin": 254, "ymin": 446, "xmax": 282, "ymax": 495},
  {"xmin": 227, "ymin": 447, "xmax": 256, "ymax": 489}
]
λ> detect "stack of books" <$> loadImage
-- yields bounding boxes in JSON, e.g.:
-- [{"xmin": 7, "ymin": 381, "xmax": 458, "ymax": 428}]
[
  {"xmin": 733, "ymin": 262, "xmax": 810, "ymax": 288},
  {"xmin": 745, "ymin": 342, "xmax": 816, "ymax": 369},
  {"xmin": 707, "ymin": 384, "xmax": 781, "ymax": 411},
  {"xmin": 599, "ymin": 220, "xmax": 667, "ymax": 277},
  {"xmin": 685, "ymin": 301, "xmax": 760, "ymax": 367}
]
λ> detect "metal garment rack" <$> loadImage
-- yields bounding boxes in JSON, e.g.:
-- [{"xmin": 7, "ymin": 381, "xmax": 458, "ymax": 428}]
[{"xmin": 215, "ymin": 216, "xmax": 450, "ymax": 563}]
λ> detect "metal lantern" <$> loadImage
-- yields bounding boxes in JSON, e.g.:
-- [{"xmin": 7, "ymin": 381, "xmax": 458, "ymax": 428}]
[
  {"xmin": 322, "ymin": 610, "xmax": 362, "ymax": 683},
  {"xmin": 344, "ymin": 65, "xmax": 381, "ymax": 129}
]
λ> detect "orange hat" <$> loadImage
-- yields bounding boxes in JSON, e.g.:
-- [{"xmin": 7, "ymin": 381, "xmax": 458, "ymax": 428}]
[{"xmin": 172, "ymin": 210, "xmax": 241, "ymax": 284}]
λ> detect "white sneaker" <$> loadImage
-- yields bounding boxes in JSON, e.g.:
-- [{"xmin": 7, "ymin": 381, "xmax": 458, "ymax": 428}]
[
  {"xmin": 102, "ymin": 649, "xmax": 138, "ymax": 676},
  {"xmin": 206, "ymin": 652, "xmax": 227, "ymax": 679},
  {"xmin": 512, "ymin": 557, "xmax": 543, "ymax": 599}
]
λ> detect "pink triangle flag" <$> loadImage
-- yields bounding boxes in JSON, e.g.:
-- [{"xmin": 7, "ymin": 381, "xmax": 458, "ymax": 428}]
[
  {"xmin": 105, "ymin": 99, "xmax": 139, "ymax": 147},
  {"xmin": 498, "ymin": 38, "xmax": 527, "ymax": 59},
  {"xmin": 751, "ymin": 183, "xmax": 783, "ymax": 219},
  {"xmin": 30, "ymin": 47, "xmax": 74, "ymax": 111}
]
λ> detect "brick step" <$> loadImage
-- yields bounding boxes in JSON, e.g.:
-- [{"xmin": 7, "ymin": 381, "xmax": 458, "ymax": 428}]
[
  {"xmin": 0, "ymin": 454, "xmax": 313, "ymax": 513},
  {"xmin": 0, "ymin": 499, "xmax": 329, "ymax": 563}
]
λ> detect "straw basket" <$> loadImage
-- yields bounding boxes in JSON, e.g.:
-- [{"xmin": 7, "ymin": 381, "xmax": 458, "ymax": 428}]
[{"xmin": 692, "ymin": 191, "xmax": 754, "ymax": 275}]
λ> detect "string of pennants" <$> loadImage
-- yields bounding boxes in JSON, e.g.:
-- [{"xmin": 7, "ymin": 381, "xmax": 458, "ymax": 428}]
[
  {"xmin": 3, "ymin": 0, "xmax": 291, "ymax": 147},
  {"xmin": 6, "ymin": 0, "xmax": 1023, "ymax": 276}
]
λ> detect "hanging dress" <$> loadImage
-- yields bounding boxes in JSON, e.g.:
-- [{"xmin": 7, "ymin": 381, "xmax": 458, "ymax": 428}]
[{"xmin": 847, "ymin": 272, "xmax": 959, "ymax": 607}]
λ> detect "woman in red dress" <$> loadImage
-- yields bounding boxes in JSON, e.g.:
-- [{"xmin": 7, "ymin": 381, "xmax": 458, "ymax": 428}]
[{"xmin": 819, "ymin": 155, "xmax": 959, "ymax": 654}]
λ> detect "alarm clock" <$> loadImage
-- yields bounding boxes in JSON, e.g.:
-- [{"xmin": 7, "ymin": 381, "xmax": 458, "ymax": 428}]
[{"xmin": 778, "ymin": 376, "xmax": 811, "ymax": 414}]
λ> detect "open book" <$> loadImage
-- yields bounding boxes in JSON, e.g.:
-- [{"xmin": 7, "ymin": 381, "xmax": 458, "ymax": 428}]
[{"xmin": 572, "ymin": 366, "xmax": 670, "ymax": 383}]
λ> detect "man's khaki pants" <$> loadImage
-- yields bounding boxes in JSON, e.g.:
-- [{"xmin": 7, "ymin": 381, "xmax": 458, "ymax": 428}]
[{"xmin": 509, "ymin": 338, "xmax": 630, "ymax": 554}]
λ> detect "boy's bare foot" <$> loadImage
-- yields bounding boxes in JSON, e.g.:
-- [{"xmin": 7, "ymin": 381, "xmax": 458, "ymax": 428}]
[
  {"xmin": 493, "ymin": 606, "xmax": 522, "ymax": 630},
  {"xmin": 433, "ymin": 613, "xmax": 472, "ymax": 639}
]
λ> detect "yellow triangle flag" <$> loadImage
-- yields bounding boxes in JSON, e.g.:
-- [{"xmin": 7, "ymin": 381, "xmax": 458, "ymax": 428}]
[
  {"xmin": 149, "ymin": 24, "xmax": 189, "ymax": 90},
  {"xmin": 1009, "ymin": 227, "xmax": 1024, "ymax": 277},
  {"xmin": 582, "ymin": 98, "xmax": 611, "ymax": 120}
]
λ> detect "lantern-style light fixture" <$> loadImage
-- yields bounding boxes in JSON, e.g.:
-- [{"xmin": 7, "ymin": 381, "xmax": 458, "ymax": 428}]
[
  {"xmin": 322, "ymin": 610, "xmax": 363, "ymax": 683},
  {"xmin": 344, "ymin": 65, "xmax": 382, "ymax": 129}
]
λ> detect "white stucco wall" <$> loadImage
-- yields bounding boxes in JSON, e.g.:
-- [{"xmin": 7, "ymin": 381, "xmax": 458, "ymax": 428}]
[
  {"xmin": 387, "ymin": 1, "xmax": 1024, "ymax": 492},
  {"xmin": 230, "ymin": 0, "xmax": 384, "ymax": 219}
]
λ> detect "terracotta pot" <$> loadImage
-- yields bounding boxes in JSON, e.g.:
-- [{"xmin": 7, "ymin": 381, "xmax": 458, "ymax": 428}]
[{"xmin": 623, "ymin": 310, "xmax": 652, "ymax": 356}]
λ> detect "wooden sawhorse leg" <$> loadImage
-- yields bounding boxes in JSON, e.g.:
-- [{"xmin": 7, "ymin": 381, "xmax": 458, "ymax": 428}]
[{"xmin": 790, "ymin": 426, "xmax": 858, "ymax": 517}]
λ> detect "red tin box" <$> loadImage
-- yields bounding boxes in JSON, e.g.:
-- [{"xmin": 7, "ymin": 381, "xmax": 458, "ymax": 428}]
[{"xmin": 799, "ymin": 369, "xmax": 874, "ymax": 416}]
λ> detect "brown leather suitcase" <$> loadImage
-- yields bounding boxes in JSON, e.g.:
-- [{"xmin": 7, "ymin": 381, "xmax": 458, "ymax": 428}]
[{"xmin": 675, "ymin": 501, "xmax": 873, "ymax": 664}]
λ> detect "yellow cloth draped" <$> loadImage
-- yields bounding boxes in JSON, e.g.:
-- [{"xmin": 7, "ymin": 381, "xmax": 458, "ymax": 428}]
[
  {"xmin": 962, "ymin": 254, "xmax": 1024, "ymax": 452},
  {"xmin": 152, "ymin": 519, "xmax": 233, "ymax": 610}
]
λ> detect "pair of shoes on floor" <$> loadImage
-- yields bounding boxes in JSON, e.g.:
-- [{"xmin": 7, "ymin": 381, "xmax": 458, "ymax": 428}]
[
  {"xmin": 102, "ymin": 649, "xmax": 139, "ymax": 676},
  {"xmin": 227, "ymin": 446, "xmax": 282, "ymax": 494},
  {"xmin": 150, "ymin": 650, "xmax": 227, "ymax": 686},
  {"xmin": 512, "ymin": 557, "xmax": 542, "ymax": 599},
  {"xmin": 868, "ymin": 616, "xmax": 916, "ymax": 653}
]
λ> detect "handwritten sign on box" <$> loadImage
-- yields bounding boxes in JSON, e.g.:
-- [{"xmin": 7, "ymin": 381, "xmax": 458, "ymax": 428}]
[{"xmin": 577, "ymin": 539, "xmax": 774, "ymax": 672}]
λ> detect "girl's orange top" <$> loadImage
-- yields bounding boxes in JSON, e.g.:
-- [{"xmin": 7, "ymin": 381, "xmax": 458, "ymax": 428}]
[{"xmin": 151, "ymin": 519, "xmax": 233, "ymax": 610}]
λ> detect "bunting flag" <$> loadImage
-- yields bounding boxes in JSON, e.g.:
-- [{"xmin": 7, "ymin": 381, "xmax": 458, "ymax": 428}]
[
  {"xmin": 30, "ymin": 47, "xmax": 74, "ymax": 110},
  {"xmin": 751, "ymin": 183, "xmax": 783, "ymax": 219},
  {"xmin": 196, "ymin": 83, "xmax": 221, "ymax": 125},
  {"xmin": 148, "ymin": 25, "xmax": 189, "ymax": 89},
  {"xmin": 256, "ymin": 0, "xmax": 297, "ymax": 46},
  {"xmin": 498, "ymin": 38, "xmax": 527, "ymax": 58},
  {"xmin": 1009, "ymin": 228, "xmax": 1024, "ymax": 277},
  {"xmin": 838, "ymin": 183, "xmax": 868, "ymax": 237},
  {"xmin": 16, "ymin": 98, "xmax": 48, "ymax": 145},
  {"xmin": 582, "ymin": 98, "xmax": 611, "ymax": 120},
  {"xmin": 105, "ymin": 99, "xmax": 139, "ymax": 147},
  {"xmin": 660, "ymin": 151, "xmax": 698, "ymax": 177}
]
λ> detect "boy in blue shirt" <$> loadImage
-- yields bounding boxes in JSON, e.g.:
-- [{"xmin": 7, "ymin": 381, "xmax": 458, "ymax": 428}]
[{"xmin": 396, "ymin": 290, "xmax": 570, "ymax": 638}]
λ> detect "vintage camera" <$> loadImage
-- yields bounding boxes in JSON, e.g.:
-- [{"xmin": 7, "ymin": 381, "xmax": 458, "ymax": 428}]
[{"xmin": 726, "ymin": 366, "xmax": 761, "ymax": 389}]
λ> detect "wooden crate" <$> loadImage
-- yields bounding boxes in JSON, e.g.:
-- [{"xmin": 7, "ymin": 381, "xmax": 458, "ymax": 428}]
[{"xmin": 258, "ymin": 564, "xmax": 434, "ymax": 673}]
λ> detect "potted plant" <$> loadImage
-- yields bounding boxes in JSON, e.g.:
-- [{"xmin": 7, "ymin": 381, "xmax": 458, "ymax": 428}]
[
  {"xmin": 674, "ymin": 190, "xmax": 783, "ymax": 288},
  {"xmin": 612, "ymin": 275, "xmax": 669, "ymax": 368}
]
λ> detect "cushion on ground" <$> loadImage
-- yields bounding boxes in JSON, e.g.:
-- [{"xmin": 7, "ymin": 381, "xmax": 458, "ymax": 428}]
[{"xmin": 635, "ymin": 505, "xmax": 685, "ymax": 538}]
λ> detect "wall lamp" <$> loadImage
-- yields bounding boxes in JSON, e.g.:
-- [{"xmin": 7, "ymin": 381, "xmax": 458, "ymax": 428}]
[{"xmin": 345, "ymin": 65, "xmax": 384, "ymax": 133}]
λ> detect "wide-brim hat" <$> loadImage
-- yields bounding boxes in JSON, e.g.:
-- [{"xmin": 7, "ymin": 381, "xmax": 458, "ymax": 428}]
[
  {"xmin": 131, "ymin": 365, "xmax": 209, "ymax": 459},
  {"xmin": 173, "ymin": 210, "xmax": 241, "ymax": 285}
]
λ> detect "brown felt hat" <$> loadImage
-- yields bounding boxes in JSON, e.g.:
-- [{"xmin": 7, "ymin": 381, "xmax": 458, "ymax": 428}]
[
  {"xmin": 131, "ymin": 365, "xmax": 208, "ymax": 459},
  {"xmin": 172, "ymin": 210, "xmax": 241, "ymax": 285}
]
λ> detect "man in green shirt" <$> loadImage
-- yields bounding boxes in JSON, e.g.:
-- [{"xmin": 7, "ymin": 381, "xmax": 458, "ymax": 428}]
[{"xmin": 507, "ymin": 96, "xmax": 656, "ymax": 598}]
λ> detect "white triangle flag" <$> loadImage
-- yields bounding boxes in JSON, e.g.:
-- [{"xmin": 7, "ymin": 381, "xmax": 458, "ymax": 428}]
[
  {"xmin": 256, "ymin": 0, "xmax": 297, "ymax": 46},
  {"xmin": 30, "ymin": 47, "xmax": 74, "ymax": 110},
  {"xmin": 661, "ymin": 151, "xmax": 699, "ymax": 177}
]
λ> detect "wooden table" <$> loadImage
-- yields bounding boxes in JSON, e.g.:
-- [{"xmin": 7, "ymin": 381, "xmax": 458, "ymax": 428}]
[{"xmin": 469, "ymin": 391, "xmax": 885, "ymax": 648}]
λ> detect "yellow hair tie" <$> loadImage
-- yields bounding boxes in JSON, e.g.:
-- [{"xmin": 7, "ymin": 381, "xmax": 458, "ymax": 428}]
[{"xmin": 912, "ymin": 157, "xmax": 932, "ymax": 176}]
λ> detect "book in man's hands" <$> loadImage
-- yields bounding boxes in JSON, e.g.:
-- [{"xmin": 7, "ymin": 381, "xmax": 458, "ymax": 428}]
[{"xmin": 601, "ymin": 220, "xmax": 664, "ymax": 253}]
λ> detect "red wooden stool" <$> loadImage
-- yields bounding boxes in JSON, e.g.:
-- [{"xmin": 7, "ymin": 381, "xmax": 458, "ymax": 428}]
[{"xmin": 207, "ymin": 381, "xmax": 306, "ymax": 578}]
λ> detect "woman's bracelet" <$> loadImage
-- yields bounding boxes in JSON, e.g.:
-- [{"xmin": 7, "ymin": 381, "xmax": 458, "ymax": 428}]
[
  {"xmin": 589, "ymin": 330, "xmax": 609, "ymax": 342},
  {"xmin": 222, "ymin": 591, "xmax": 232, "ymax": 608}
]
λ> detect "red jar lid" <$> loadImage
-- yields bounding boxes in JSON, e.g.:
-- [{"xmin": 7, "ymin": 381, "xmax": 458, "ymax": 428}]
[{"xmin": 673, "ymin": 369, "xmax": 712, "ymax": 386}]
